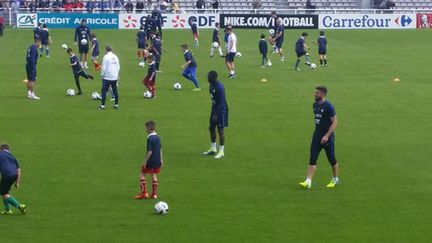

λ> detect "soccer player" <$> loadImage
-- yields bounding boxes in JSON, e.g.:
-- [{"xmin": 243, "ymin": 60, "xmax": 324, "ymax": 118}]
[
  {"xmin": 99, "ymin": 45, "xmax": 120, "ymax": 110},
  {"xmin": 151, "ymin": 9, "xmax": 163, "ymax": 37},
  {"xmin": 181, "ymin": 44, "xmax": 201, "ymax": 91},
  {"xmin": 144, "ymin": 15, "xmax": 152, "ymax": 40},
  {"xmin": 272, "ymin": 18, "xmax": 285, "ymax": 61},
  {"xmin": 259, "ymin": 34, "xmax": 269, "ymax": 67},
  {"xmin": 190, "ymin": 19, "xmax": 199, "ymax": 47},
  {"xmin": 33, "ymin": 22, "xmax": 42, "ymax": 40},
  {"xmin": 149, "ymin": 32, "xmax": 163, "ymax": 73},
  {"xmin": 225, "ymin": 27, "xmax": 237, "ymax": 79},
  {"xmin": 25, "ymin": 37, "xmax": 41, "ymax": 100},
  {"xmin": 142, "ymin": 55, "xmax": 156, "ymax": 98},
  {"xmin": 210, "ymin": 22, "xmax": 223, "ymax": 57},
  {"xmin": 299, "ymin": 86, "xmax": 339, "ymax": 189},
  {"xmin": 313, "ymin": 31, "xmax": 328, "ymax": 67},
  {"xmin": 90, "ymin": 33, "xmax": 101, "ymax": 71},
  {"xmin": 67, "ymin": 48, "xmax": 94, "ymax": 95},
  {"xmin": 39, "ymin": 24, "xmax": 52, "ymax": 58},
  {"xmin": 135, "ymin": 121, "xmax": 163, "ymax": 200},
  {"xmin": 74, "ymin": 19, "xmax": 91, "ymax": 69},
  {"xmin": 270, "ymin": 11, "xmax": 278, "ymax": 52},
  {"xmin": 294, "ymin": 32, "xmax": 311, "ymax": 71},
  {"xmin": 203, "ymin": 71, "xmax": 228, "ymax": 159},
  {"xmin": 0, "ymin": 144, "xmax": 27, "ymax": 215},
  {"xmin": 137, "ymin": 26, "xmax": 147, "ymax": 65}
]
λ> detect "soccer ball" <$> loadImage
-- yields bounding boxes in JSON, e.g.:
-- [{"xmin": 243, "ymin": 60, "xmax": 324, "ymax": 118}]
[
  {"xmin": 310, "ymin": 63, "xmax": 317, "ymax": 69},
  {"xmin": 138, "ymin": 62, "xmax": 145, "ymax": 68},
  {"xmin": 154, "ymin": 201, "xmax": 169, "ymax": 215},
  {"xmin": 267, "ymin": 60, "xmax": 272, "ymax": 67},
  {"xmin": 236, "ymin": 52, "xmax": 242, "ymax": 57},
  {"xmin": 269, "ymin": 29, "xmax": 275, "ymax": 36},
  {"xmin": 61, "ymin": 44, "xmax": 68, "ymax": 49},
  {"xmin": 173, "ymin": 83, "xmax": 182, "ymax": 91},
  {"xmin": 212, "ymin": 42, "xmax": 219, "ymax": 48},
  {"xmin": 67, "ymin": 89, "xmax": 75, "ymax": 96},
  {"xmin": 80, "ymin": 39, "xmax": 88, "ymax": 45},
  {"xmin": 143, "ymin": 91, "xmax": 152, "ymax": 98},
  {"xmin": 91, "ymin": 92, "xmax": 101, "ymax": 100}
]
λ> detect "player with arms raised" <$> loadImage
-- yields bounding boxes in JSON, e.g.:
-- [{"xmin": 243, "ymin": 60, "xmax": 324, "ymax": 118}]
[{"xmin": 74, "ymin": 19, "xmax": 91, "ymax": 69}]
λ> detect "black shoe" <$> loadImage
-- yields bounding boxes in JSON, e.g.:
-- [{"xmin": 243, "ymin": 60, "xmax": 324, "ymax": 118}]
[
  {"xmin": 89, "ymin": 75, "xmax": 94, "ymax": 80},
  {"xmin": 114, "ymin": 105, "xmax": 119, "ymax": 110},
  {"xmin": 77, "ymin": 92, "xmax": 82, "ymax": 96}
]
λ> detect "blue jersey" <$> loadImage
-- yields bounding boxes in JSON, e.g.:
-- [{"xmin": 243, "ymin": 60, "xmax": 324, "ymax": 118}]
[
  {"xmin": 296, "ymin": 37, "xmax": 306, "ymax": 53},
  {"xmin": 191, "ymin": 22, "xmax": 198, "ymax": 34},
  {"xmin": 210, "ymin": 81, "xmax": 227, "ymax": 113},
  {"xmin": 144, "ymin": 17, "xmax": 152, "ymax": 32},
  {"xmin": 137, "ymin": 30, "xmax": 146, "ymax": 44},
  {"xmin": 275, "ymin": 25, "xmax": 284, "ymax": 41},
  {"xmin": 26, "ymin": 44, "xmax": 38, "ymax": 68},
  {"xmin": 33, "ymin": 27, "xmax": 41, "ymax": 39},
  {"xmin": 74, "ymin": 25, "xmax": 91, "ymax": 43},
  {"xmin": 184, "ymin": 51, "xmax": 197, "ymax": 68},
  {"xmin": 212, "ymin": 27, "xmax": 219, "ymax": 43},
  {"xmin": 70, "ymin": 54, "xmax": 82, "ymax": 73},
  {"xmin": 91, "ymin": 38, "xmax": 99, "ymax": 56},
  {"xmin": 151, "ymin": 10, "xmax": 163, "ymax": 26},
  {"xmin": 0, "ymin": 150, "xmax": 20, "ymax": 177},
  {"xmin": 151, "ymin": 18, "xmax": 158, "ymax": 31},
  {"xmin": 313, "ymin": 100, "xmax": 336, "ymax": 137},
  {"xmin": 259, "ymin": 39, "xmax": 268, "ymax": 54},
  {"xmin": 39, "ymin": 28, "xmax": 49, "ymax": 45},
  {"xmin": 147, "ymin": 61, "xmax": 156, "ymax": 78},
  {"xmin": 318, "ymin": 36, "xmax": 327, "ymax": 52},
  {"xmin": 152, "ymin": 38, "xmax": 162, "ymax": 56},
  {"xmin": 146, "ymin": 133, "xmax": 162, "ymax": 168}
]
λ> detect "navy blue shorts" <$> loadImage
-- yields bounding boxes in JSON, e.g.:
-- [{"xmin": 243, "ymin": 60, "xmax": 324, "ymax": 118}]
[
  {"xmin": 296, "ymin": 51, "xmax": 307, "ymax": 58},
  {"xmin": 92, "ymin": 51, "xmax": 99, "ymax": 58},
  {"xmin": 226, "ymin": 52, "xmax": 236, "ymax": 62},
  {"xmin": 79, "ymin": 43, "xmax": 89, "ymax": 54},
  {"xmin": 210, "ymin": 110, "xmax": 229, "ymax": 129},
  {"xmin": 276, "ymin": 39, "xmax": 284, "ymax": 49},
  {"xmin": 0, "ymin": 175, "xmax": 17, "ymax": 195},
  {"xmin": 138, "ymin": 41, "xmax": 146, "ymax": 49},
  {"xmin": 26, "ymin": 64, "xmax": 36, "ymax": 81},
  {"xmin": 309, "ymin": 134, "xmax": 337, "ymax": 165}
]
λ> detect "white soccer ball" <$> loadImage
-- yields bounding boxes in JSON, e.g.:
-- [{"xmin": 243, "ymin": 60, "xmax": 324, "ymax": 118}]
[
  {"xmin": 173, "ymin": 82, "xmax": 182, "ymax": 91},
  {"xmin": 138, "ymin": 62, "xmax": 145, "ymax": 68},
  {"xmin": 212, "ymin": 42, "xmax": 219, "ymax": 48},
  {"xmin": 267, "ymin": 60, "xmax": 272, "ymax": 67},
  {"xmin": 154, "ymin": 201, "xmax": 169, "ymax": 215},
  {"xmin": 61, "ymin": 44, "xmax": 68, "ymax": 49},
  {"xmin": 310, "ymin": 63, "xmax": 317, "ymax": 69},
  {"xmin": 144, "ymin": 91, "xmax": 152, "ymax": 98},
  {"xmin": 67, "ymin": 89, "xmax": 75, "ymax": 96},
  {"xmin": 80, "ymin": 39, "xmax": 88, "ymax": 45},
  {"xmin": 236, "ymin": 52, "xmax": 242, "ymax": 57},
  {"xmin": 269, "ymin": 29, "xmax": 275, "ymax": 36},
  {"xmin": 91, "ymin": 92, "xmax": 101, "ymax": 100}
]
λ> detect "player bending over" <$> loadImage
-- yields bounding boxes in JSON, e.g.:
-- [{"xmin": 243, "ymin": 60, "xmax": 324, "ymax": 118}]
[
  {"xmin": 143, "ymin": 55, "xmax": 157, "ymax": 98},
  {"xmin": 299, "ymin": 86, "xmax": 339, "ymax": 189},
  {"xmin": 137, "ymin": 26, "xmax": 147, "ymax": 65},
  {"xmin": 90, "ymin": 33, "xmax": 101, "ymax": 71},
  {"xmin": 0, "ymin": 144, "xmax": 27, "ymax": 215},
  {"xmin": 25, "ymin": 37, "xmax": 41, "ymax": 100},
  {"xmin": 190, "ymin": 19, "xmax": 199, "ymax": 47},
  {"xmin": 135, "ymin": 121, "xmax": 163, "ymax": 200},
  {"xmin": 67, "ymin": 48, "xmax": 94, "ymax": 95},
  {"xmin": 180, "ymin": 44, "xmax": 201, "ymax": 91},
  {"xmin": 39, "ymin": 24, "xmax": 52, "ymax": 58},
  {"xmin": 294, "ymin": 32, "xmax": 311, "ymax": 71},
  {"xmin": 313, "ymin": 31, "xmax": 328, "ymax": 67},
  {"xmin": 259, "ymin": 34, "xmax": 269, "ymax": 67},
  {"xmin": 203, "ymin": 71, "xmax": 229, "ymax": 159},
  {"xmin": 210, "ymin": 23, "xmax": 223, "ymax": 57}
]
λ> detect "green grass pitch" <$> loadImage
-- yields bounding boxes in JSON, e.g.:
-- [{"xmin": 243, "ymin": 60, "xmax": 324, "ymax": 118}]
[{"xmin": 0, "ymin": 27, "xmax": 432, "ymax": 242}]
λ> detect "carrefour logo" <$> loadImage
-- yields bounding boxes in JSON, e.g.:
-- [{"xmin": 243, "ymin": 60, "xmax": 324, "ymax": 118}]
[
  {"xmin": 17, "ymin": 14, "xmax": 37, "ymax": 27},
  {"xmin": 395, "ymin": 15, "xmax": 412, "ymax": 27},
  {"xmin": 320, "ymin": 14, "xmax": 415, "ymax": 29}
]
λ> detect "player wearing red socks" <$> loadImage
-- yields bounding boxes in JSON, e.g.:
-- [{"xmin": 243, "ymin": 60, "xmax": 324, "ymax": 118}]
[{"xmin": 142, "ymin": 55, "xmax": 157, "ymax": 98}]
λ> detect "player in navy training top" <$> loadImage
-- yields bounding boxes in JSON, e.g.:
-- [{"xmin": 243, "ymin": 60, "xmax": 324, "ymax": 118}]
[
  {"xmin": 313, "ymin": 31, "xmax": 328, "ymax": 67},
  {"xmin": 90, "ymin": 33, "xmax": 101, "ymax": 71},
  {"xmin": 149, "ymin": 32, "xmax": 163, "ymax": 72},
  {"xmin": 74, "ymin": 19, "xmax": 91, "ymax": 69},
  {"xmin": 210, "ymin": 22, "xmax": 224, "ymax": 57},
  {"xmin": 259, "ymin": 34, "xmax": 269, "ymax": 67},
  {"xmin": 294, "ymin": 32, "xmax": 311, "ymax": 71},
  {"xmin": 144, "ymin": 15, "xmax": 152, "ymax": 40},
  {"xmin": 39, "ymin": 24, "xmax": 52, "ymax": 58},
  {"xmin": 190, "ymin": 19, "xmax": 199, "ymax": 47},
  {"xmin": 142, "ymin": 55, "xmax": 157, "ymax": 98},
  {"xmin": 135, "ymin": 121, "xmax": 164, "ymax": 200},
  {"xmin": 25, "ymin": 37, "xmax": 41, "ymax": 100},
  {"xmin": 272, "ymin": 18, "xmax": 285, "ymax": 61},
  {"xmin": 0, "ymin": 144, "xmax": 27, "ymax": 215},
  {"xmin": 33, "ymin": 23, "xmax": 42, "ymax": 40},
  {"xmin": 181, "ymin": 44, "xmax": 200, "ymax": 91},
  {"xmin": 137, "ymin": 26, "xmax": 147, "ymax": 64},
  {"xmin": 203, "ymin": 71, "xmax": 228, "ymax": 159},
  {"xmin": 151, "ymin": 10, "xmax": 163, "ymax": 37},
  {"xmin": 299, "ymin": 86, "xmax": 339, "ymax": 189},
  {"xmin": 67, "ymin": 48, "xmax": 94, "ymax": 95}
]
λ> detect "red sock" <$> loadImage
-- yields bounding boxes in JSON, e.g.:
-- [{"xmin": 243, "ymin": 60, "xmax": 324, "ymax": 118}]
[
  {"xmin": 142, "ymin": 50, "xmax": 146, "ymax": 59},
  {"xmin": 152, "ymin": 180, "xmax": 158, "ymax": 196},
  {"xmin": 137, "ymin": 50, "xmax": 141, "ymax": 59},
  {"xmin": 151, "ymin": 85, "xmax": 156, "ymax": 97},
  {"xmin": 140, "ymin": 179, "xmax": 147, "ymax": 194}
]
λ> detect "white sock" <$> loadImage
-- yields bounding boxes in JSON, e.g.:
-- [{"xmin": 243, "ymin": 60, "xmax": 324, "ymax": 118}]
[
  {"xmin": 218, "ymin": 47, "xmax": 223, "ymax": 56},
  {"xmin": 80, "ymin": 61, "xmax": 83, "ymax": 67},
  {"xmin": 305, "ymin": 178, "xmax": 312, "ymax": 184},
  {"xmin": 333, "ymin": 177, "xmax": 339, "ymax": 182},
  {"xmin": 219, "ymin": 145, "xmax": 224, "ymax": 152},
  {"xmin": 210, "ymin": 47, "xmax": 214, "ymax": 56},
  {"xmin": 27, "ymin": 90, "xmax": 32, "ymax": 96},
  {"xmin": 230, "ymin": 70, "xmax": 235, "ymax": 75},
  {"xmin": 211, "ymin": 143, "xmax": 217, "ymax": 150}
]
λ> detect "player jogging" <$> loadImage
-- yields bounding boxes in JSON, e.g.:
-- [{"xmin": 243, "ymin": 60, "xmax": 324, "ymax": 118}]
[
  {"xmin": 203, "ymin": 71, "xmax": 229, "ymax": 159},
  {"xmin": 142, "ymin": 55, "xmax": 157, "ymax": 98},
  {"xmin": 181, "ymin": 44, "xmax": 201, "ymax": 91},
  {"xmin": 0, "ymin": 144, "xmax": 27, "ymax": 215},
  {"xmin": 294, "ymin": 32, "xmax": 311, "ymax": 71},
  {"xmin": 39, "ymin": 24, "xmax": 52, "ymax": 58},
  {"xmin": 74, "ymin": 19, "xmax": 91, "ymax": 69},
  {"xmin": 313, "ymin": 31, "xmax": 328, "ymax": 67},
  {"xmin": 272, "ymin": 18, "xmax": 285, "ymax": 61},
  {"xmin": 259, "ymin": 34, "xmax": 269, "ymax": 67},
  {"xmin": 299, "ymin": 86, "xmax": 339, "ymax": 189},
  {"xmin": 210, "ymin": 22, "xmax": 223, "ymax": 57},
  {"xmin": 135, "ymin": 121, "xmax": 163, "ymax": 200},
  {"xmin": 25, "ymin": 38, "xmax": 41, "ymax": 100},
  {"xmin": 67, "ymin": 48, "xmax": 94, "ymax": 95},
  {"xmin": 190, "ymin": 19, "xmax": 199, "ymax": 47},
  {"xmin": 90, "ymin": 33, "xmax": 101, "ymax": 71},
  {"xmin": 225, "ymin": 27, "xmax": 237, "ymax": 79},
  {"xmin": 137, "ymin": 26, "xmax": 147, "ymax": 65}
]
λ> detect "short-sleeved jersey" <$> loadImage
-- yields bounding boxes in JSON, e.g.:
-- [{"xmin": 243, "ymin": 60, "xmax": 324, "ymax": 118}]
[
  {"xmin": 210, "ymin": 81, "xmax": 228, "ymax": 113},
  {"xmin": 147, "ymin": 61, "xmax": 156, "ymax": 79},
  {"xmin": 152, "ymin": 37, "xmax": 162, "ymax": 56},
  {"xmin": 39, "ymin": 28, "xmax": 49, "ymax": 44},
  {"xmin": 26, "ymin": 44, "xmax": 38, "ymax": 67},
  {"xmin": 92, "ymin": 38, "xmax": 99, "ymax": 54},
  {"xmin": 259, "ymin": 39, "xmax": 268, "ymax": 54},
  {"xmin": 190, "ymin": 22, "xmax": 198, "ymax": 34},
  {"xmin": 227, "ymin": 33, "xmax": 237, "ymax": 53},
  {"xmin": 137, "ymin": 30, "xmax": 146, "ymax": 44},
  {"xmin": 212, "ymin": 27, "xmax": 220, "ymax": 43},
  {"xmin": 0, "ymin": 150, "xmax": 20, "ymax": 177},
  {"xmin": 318, "ymin": 36, "xmax": 327, "ymax": 50},
  {"xmin": 184, "ymin": 50, "xmax": 197, "ymax": 68},
  {"xmin": 33, "ymin": 27, "xmax": 41, "ymax": 39},
  {"xmin": 275, "ymin": 25, "xmax": 284, "ymax": 41},
  {"xmin": 295, "ymin": 37, "xmax": 305, "ymax": 53},
  {"xmin": 70, "ymin": 54, "xmax": 82, "ymax": 73},
  {"xmin": 146, "ymin": 133, "xmax": 162, "ymax": 168},
  {"xmin": 74, "ymin": 25, "xmax": 91, "ymax": 43},
  {"xmin": 313, "ymin": 100, "xmax": 336, "ymax": 136}
]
